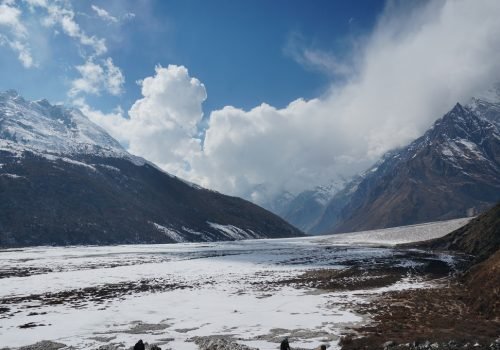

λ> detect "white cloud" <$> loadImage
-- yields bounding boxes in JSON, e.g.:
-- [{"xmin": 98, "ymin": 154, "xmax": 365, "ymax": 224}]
[
  {"xmin": 90, "ymin": 4, "xmax": 134, "ymax": 24},
  {"xmin": 9, "ymin": 0, "xmax": 128, "ymax": 102},
  {"xmin": 41, "ymin": 2, "xmax": 107, "ymax": 55},
  {"xmin": 103, "ymin": 58, "xmax": 125, "ymax": 95},
  {"xmin": 81, "ymin": 65, "xmax": 206, "ymax": 175},
  {"xmin": 70, "ymin": 58, "xmax": 124, "ymax": 97},
  {"xmin": 0, "ymin": 2, "xmax": 35, "ymax": 67},
  {"xmin": 91, "ymin": 5, "xmax": 118, "ymax": 24},
  {"xmin": 26, "ymin": 1, "xmax": 125, "ymax": 98},
  {"xmin": 284, "ymin": 32, "xmax": 353, "ymax": 77},
  {"xmin": 88, "ymin": 0, "xmax": 500, "ymax": 204},
  {"xmin": 9, "ymin": 39, "xmax": 34, "ymax": 67},
  {"xmin": 0, "ymin": 2, "xmax": 27, "ymax": 37},
  {"xmin": 73, "ymin": 97, "xmax": 128, "ymax": 144},
  {"xmin": 0, "ymin": 0, "xmax": 113, "ymax": 69}
]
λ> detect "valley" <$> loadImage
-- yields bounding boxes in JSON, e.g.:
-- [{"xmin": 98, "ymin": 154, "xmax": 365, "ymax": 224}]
[{"xmin": 1, "ymin": 218, "xmax": 489, "ymax": 350}]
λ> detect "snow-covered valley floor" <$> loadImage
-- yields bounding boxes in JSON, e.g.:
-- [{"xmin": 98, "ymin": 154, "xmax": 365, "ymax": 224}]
[{"xmin": 0, "ymin": 218, "xmax": 471, "ymax": 350}]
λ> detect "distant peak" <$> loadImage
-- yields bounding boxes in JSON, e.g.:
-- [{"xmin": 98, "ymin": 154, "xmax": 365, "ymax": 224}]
[
  {"xmin": 442, "ymin": 102, "xmax": 469, "ymax": 120},
  {"xmin": 452, "ymin": 102, "xmax": 464, "ymax": 111},
  {"xmin": 0, "ymin": 91, "xmax": 129, "ymax": 159},
  {"xmin": 34, "ymin": 98, "xmax": 52, "ymax": 108},
  {"xmin": 1, "ymin": 89, "xmax": 20, "ymax": 98}
]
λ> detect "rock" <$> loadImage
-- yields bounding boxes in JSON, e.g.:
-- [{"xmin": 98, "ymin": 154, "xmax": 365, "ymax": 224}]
[
  {"xmin": 134, "ymin": 340, "xmax": 145, "ymax": 350},
  {"xmin": 383, "ymin": 341, "xmax": 396, "ymax": 348},
  {"xmin": 430, "ymin": 343, "xmax": 439, "ymax": 349},
  {"xmin": 98, "ymin": 345, "xmax": 123, "ymax": 350},
  {"xmin": 192, "ymin": 336, "xmax": 258, "ymax": 350},
  {"xmin": 315, "ymin": 346, "xmax": 327, "ymax": 350},
  {"xmin": 148, "ymin": 345, "xmax": 162, "ymax": 350},
  {"xmin": 18, "ymin": 341, "xmax": 67, "ymax": 350}
]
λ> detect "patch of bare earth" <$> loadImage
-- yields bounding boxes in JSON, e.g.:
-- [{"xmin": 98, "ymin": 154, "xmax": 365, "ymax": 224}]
[{"xmin": 340, "ymin": 281, "xmax": 499, "ymax": 350}]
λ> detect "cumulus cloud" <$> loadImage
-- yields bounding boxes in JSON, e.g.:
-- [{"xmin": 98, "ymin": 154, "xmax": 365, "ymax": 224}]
[
  {"xmin": 89, "ymin": 0, "xmax": 500, "ymax": 204},
  {"xmin": 70, "ymin": 58, "xmax": 125, "ymax": 96},
  {"xmin": 83, "ymin": 65, "xmax": 207, "ymax": 175}
]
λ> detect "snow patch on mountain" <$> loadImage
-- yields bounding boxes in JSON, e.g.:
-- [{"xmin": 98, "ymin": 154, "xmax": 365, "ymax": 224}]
[
  {"xmin": 151, "ymin": 223, "xmax": 186, "ymax": 243},
  {"xmin": 0, "ymin": 173, "xmax": 25, "ymax": 179},
  {"xmin": 207, "ymin": 222, "xmax": 261, "ymax": 240},
  {"xmin": 182, "ymin": 226, "xmax": 212, "ymax": 242},
  {"xmin": 310, "ymin": 179, "xmax": 349, "ymax": 206},
  {"xmin": 96, "ymin": 164, "xmax": 120, "ymax": 172}
]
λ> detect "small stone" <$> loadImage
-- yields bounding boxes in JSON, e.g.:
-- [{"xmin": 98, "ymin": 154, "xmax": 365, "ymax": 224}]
[
  {"xmin": 97, "ymin": 346, "xmax": 121, "ymax": 350},
  {"xmin": 430, "ymin": 343, "xmax": 439, "ymax": 349},
  {"xmin": 383, "ymin": 341, "xmax": 396, "ymax": 348}
]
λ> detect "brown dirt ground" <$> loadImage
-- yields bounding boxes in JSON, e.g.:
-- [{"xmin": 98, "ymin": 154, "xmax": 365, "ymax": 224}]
[{"xmin": 340, "ymin": 281, "xmax": 500, "ymax": 350}]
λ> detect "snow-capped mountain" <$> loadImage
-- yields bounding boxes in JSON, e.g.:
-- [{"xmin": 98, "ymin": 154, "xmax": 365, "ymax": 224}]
[
  {"xmin": 311, "ymin": 97, "xmax": 500, "ymax": 234},
  {"xmin": 271, "ymin": 178, "xmax": 349, "ymax": 232},
  {"xmin": 0, "ymin": 91, "xmax": 302, "ymax": 247},
  {"xmin": 0, "ymin": 90, "xmax": 133, "ymax": 160}
]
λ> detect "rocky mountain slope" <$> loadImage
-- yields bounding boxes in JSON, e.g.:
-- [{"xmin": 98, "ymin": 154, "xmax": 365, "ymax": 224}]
[
  {"xmin": 340, "ymin": 203, "xmax": 500, "ymax": 350},
  {"xmin": 417, "ymin": 203, "xmax": 500, "ymax": 319},
  {"xmin": 310, "ymin": 97, "xmax": 500, "ymax": 234},
  {"xmin": 0, "ymin": 91, "xmax": 303, "ymax": 247},
  {"xmin": 418, "ymin": 202, "xmax": 500, "ymax": 262}
]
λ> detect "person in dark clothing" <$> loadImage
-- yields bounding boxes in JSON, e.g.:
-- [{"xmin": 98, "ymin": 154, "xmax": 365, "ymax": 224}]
[
  {"xmin": 134, "ymin": 340, "xmax": 145, "ymax": 350},
  {"xmin": 280, "ymin": 337, "xmax": 291, "ymax": 350}
]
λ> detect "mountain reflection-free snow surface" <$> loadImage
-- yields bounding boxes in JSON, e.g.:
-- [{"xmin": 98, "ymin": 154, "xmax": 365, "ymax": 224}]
[{"xmin": 0, "ymin": 218, "xmax": 470, "ymax": 350}]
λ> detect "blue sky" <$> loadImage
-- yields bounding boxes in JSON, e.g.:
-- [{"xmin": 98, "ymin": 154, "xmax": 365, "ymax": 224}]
[
  {"xmin": 2, "ymin": 0, "xmax": 500, "ymax": 203},
  {"xmin": 0, "ymin": 0, "xmax": 385, "ymax": 115}
]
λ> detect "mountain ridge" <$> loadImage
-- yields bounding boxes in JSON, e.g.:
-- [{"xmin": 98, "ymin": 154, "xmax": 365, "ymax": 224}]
[
  {"xmin": 0, "ymin": 91, "xmax": 303, "ymax": 247},
  {"xmin": 314, "ymin": 100, "xmax": 500, "ymax": 234},
  {"xmin": 274, "ymin": 94, "xmax": 500, "ymax": 235}
]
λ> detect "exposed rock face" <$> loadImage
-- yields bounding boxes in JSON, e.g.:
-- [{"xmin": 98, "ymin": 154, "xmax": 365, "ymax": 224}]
[
  {"xmin": 0, "ymin": 91, "xmax": 303, "ymax": 247},
  {"xmin": 312, "ymin": 101, "xmax": 500, "ymax": 234}
]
